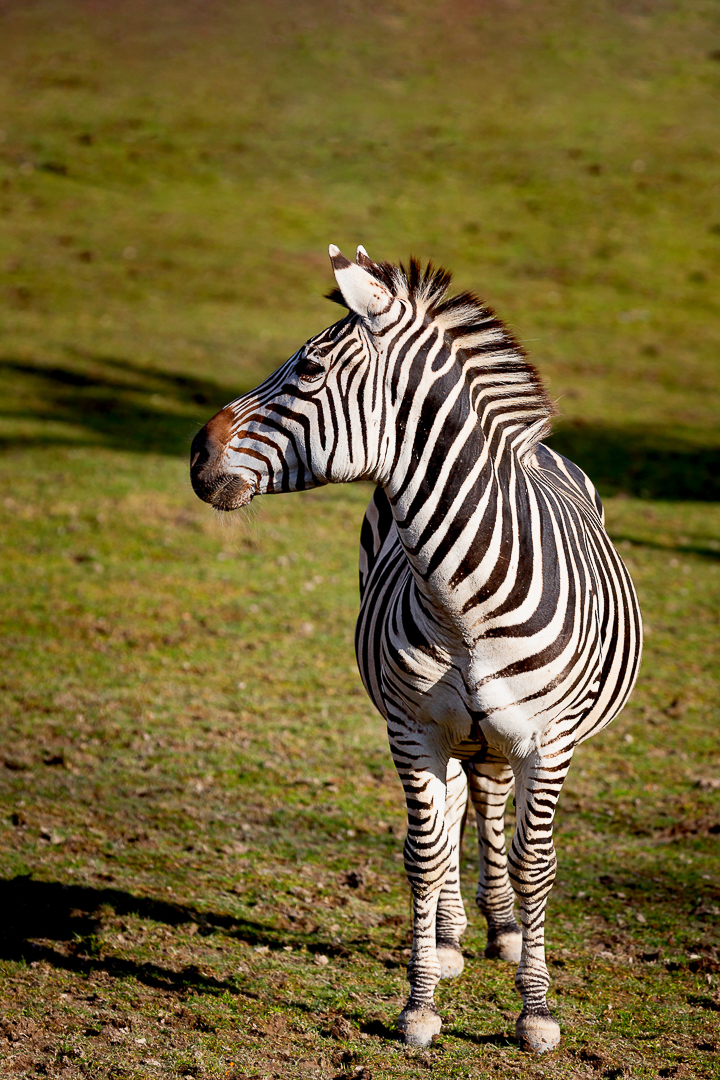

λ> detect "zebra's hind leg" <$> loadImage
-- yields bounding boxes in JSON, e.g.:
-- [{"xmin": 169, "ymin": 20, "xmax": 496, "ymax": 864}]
[
  {"xmin": 435, "ymin": 757, "xmax": 468, "ymax": 979},
  {"xmin": 467, "ymin": 752, "xmax": 522, "ymax": 963},
  {"xmin": 509, "ymin": 748, "xmax": 574, "ymax": 1054}
]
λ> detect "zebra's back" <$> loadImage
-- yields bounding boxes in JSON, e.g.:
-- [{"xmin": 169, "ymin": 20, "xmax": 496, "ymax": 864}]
[{"xmin": 530, "ymin": 444, "xmax": 642, "ymax": 743}]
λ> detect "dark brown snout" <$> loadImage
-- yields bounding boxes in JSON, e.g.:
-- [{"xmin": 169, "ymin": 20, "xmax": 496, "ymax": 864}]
[{"xmin": 190, "ymin": 407, "xmax": 255, "ymax": 511}]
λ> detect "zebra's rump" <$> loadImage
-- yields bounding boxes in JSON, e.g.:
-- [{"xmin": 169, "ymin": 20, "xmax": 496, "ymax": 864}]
[{"xmin": 532, "ymin": 444, "xmax": 642, "ymax": 741}]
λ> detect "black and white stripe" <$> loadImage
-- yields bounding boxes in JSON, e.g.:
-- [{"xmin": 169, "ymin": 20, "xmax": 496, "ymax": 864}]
[{"xmin": 190, "ymin": 245, "xmax": 642, "ymax": 1053}]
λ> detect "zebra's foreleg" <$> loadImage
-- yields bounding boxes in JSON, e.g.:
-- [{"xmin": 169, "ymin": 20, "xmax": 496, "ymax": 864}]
[
  {"xmin": 435, "ymin": 757, "xmax": 469, "ymax": 978},
  {"xmin": 467, "ymin": 752, "xmax": 521, "ymax": 963},
  {"xmin": 391, "ymin": 745, "xmax": 452, "ymax": 1047},
  {"xmin": 508, "ymin": 749, "xmax": 573, "ymax": 1054}
]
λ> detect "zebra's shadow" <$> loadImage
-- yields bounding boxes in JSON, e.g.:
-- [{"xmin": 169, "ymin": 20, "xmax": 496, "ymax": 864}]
[{"xmin": 0, "ymin": 874, "xmax": 341, "ymax": 1002}]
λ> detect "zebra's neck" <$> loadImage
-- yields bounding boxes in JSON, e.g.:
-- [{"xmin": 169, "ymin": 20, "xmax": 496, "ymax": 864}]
[{"xmin": 382, "ymin": 328, "xmax": 553, "ymax": 639}]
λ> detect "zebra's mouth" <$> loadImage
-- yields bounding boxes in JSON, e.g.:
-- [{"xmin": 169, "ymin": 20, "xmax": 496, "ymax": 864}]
[
  {"xmin": 209, "ymin": 474, "xmax": 256, "ymax": 512},
  {"xmin": 190, "ymin": 454, "xmax": 256, "ymax": 511}
]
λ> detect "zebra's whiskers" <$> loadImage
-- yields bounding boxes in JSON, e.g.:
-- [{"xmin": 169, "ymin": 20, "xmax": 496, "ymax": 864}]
[{"xmin": 211, "ymin": 494, "xmax": 261, "ymax": 535}]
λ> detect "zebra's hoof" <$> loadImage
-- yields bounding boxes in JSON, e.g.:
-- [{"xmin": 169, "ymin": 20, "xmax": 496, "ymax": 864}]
[
  {"xmin": 397, "ymin": 1002, "xmax": 442, "ymax": 1047},
  {"xmin": 485, "ymin": 928, "xmax": 522, "ymax": 964},
  {"xmin": 436, "ymin": 939, "xmax": 464, "ymax": 979},
  {"xmin": 515, "ymin": 1010, "xmax": 561, "ymax": 1054}
]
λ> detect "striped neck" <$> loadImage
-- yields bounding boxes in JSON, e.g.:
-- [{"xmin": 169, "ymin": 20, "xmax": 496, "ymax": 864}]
[{"xmin": 379, "ymin": 319, "xmax": 553, "ymax": 632}]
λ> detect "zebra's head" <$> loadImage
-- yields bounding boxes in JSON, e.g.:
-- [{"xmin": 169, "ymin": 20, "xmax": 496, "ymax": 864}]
[
  {"xmin": 190, "ymin": 244, "xmax": 553, "ymax": 511},
  {"xmin": 190, "ymin": 244, "xmax": 407, "ymax": 510}
]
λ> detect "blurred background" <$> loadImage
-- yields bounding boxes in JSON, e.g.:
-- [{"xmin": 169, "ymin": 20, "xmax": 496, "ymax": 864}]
[
  {"xmin": 0, "ymin": 0, "xmax": 718, "ymax": 496},
  {"xmin": 1, "ymin": 2, "xmax": 719, "ymax": 1078}
]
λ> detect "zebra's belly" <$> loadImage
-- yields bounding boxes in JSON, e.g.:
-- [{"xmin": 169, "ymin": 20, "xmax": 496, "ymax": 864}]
[{"xmin": 448, "ymin": 735, "xmax": 490, "ymax": 763}]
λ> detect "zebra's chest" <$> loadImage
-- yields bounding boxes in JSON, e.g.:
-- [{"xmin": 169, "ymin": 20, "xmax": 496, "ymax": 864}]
[
  {"xmin": 373, "ymin": 593, "xmax": 604, "ymax": 753},
  {"xmin": 357, "ymin": 495, "xmax": 608, "ymax": 752}
]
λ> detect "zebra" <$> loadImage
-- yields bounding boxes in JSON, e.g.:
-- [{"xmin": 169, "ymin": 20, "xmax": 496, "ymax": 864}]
[{"xmin": 190, "ymin": 245, "xmax": 642, "ymax": 1053}]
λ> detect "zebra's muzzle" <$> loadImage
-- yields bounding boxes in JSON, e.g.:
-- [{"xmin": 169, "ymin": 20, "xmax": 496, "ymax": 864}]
[
  {"xmin": 208, "ymin": 474, "xmax": 255, "ymax": 511},
  {"xmin": 190, "ymin": 412, "xmax": 257, "ymax": 511},
  {"xmin": 190, "ymin": 462, "xmax": 255, "ymax": 511}
]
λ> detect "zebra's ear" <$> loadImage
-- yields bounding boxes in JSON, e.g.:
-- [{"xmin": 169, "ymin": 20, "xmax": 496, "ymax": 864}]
[
  {"xmin": 356, "ymin": 244, "xmax": 374, "ymax": 268},
  {"xmin": 328, "ymin": 244, "xmax": 400, "ymax": 329}
]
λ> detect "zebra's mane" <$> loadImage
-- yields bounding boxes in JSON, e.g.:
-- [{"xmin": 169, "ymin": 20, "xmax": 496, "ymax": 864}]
[{"xmin": 327, "ymin": 256, "xmax": 556, "ymax": 449}]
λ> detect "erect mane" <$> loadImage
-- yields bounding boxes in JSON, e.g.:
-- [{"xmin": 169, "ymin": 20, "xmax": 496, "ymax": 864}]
[
  {"xmin": 325, "ymin": 256, "xmax": 452, "ymax": 313},
  {"xmin": 326, "ymin": 256, "xmax": 556, "ymax": 451}
]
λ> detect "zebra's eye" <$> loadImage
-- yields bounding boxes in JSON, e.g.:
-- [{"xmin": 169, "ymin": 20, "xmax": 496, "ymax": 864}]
[{"xmin": 297, "ymin": 354, "xmax": 325, "ymax": 382}]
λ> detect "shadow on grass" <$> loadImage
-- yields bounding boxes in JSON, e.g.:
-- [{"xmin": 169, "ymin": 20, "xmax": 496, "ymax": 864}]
[
  {"xmin": 0, "ymin": 875, "xmax": 342, "ymax": 999},
  {"xmin": 547, "ymin": 422, "xmax": 720, "ymax": 502},
  {"xmin": 1, "ymin": 354, "xmax": 718, "ymax": 500},
  {"xmin": 608, "ymin": 533, "xmax": 720, "ymax": 561},
  {"xmin": 357, "ymin": 1017, "xmax": 399, "ymax": 1041},
  {"xmin": 445, "ymin": 1028, "xmax": 516, "ymax": 1047},
  {"xmin": 0, "ymin": 352, "xmax": 241, "ymax": 458}
]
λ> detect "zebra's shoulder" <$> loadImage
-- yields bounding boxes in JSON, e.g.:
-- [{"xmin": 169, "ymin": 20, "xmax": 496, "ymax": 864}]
[{"xmin": 531, "ymin": 442, "xmax": 605, "ymax": 524}]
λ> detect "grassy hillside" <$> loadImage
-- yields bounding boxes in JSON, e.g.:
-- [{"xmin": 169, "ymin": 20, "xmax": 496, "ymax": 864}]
[{"xmin": 0, "ymin": 2, "xmax": 719, "ymax": 1078}]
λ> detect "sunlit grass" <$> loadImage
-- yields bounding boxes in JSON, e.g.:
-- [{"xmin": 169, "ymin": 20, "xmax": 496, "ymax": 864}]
[{"xmin": 0, "ymin": 1, "xmax": 719, "ymax": 1077}]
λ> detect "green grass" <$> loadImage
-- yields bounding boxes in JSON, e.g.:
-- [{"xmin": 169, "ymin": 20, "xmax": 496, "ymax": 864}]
[{"xmin": 0, "ymin": 2, "xmax": 719, "ymax": 1078}]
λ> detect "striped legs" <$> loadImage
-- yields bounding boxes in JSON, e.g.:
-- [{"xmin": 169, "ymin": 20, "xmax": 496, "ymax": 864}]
[
  {"xmin": 468, "ymin": 752, "xmax": 522, "ymax": 963},
  {"xmin": 387, "ymin": 726, "xmax": 570, "ymax": 1054},
  {"xmin": 509, "ymin": 750, "xmax": 573, "ymax": 1053},
  {"xmin": 435, "ymin": 758, "xmax": 469, "ymax": 978},
  {"xmin": 391, "ymin": 740, "xmax": 453, "ymax": 1047}
]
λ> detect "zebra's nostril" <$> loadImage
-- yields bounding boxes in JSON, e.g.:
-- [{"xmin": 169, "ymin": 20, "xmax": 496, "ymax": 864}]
[
  {"xmin": 189, "ymin": 428, "xmax": 220, "ymax": 502},
  {"xmin": 191, "ymin": 405, "xmax": 236, "ymax": 488},
  {"xmin": 190, "ymin": 428, "xmax": 213, "ymax": 473}
]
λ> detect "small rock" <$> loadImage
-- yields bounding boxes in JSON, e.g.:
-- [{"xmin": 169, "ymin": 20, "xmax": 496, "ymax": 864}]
[
  {"xmin": 343, "ymin": 869, "xmax": 366, "ymax": 889},
  {"xmin": 314, "ymin": 953, "xmax": 329, "ymax": 966},
  {"xmin": 40, "ymin": 828, "xmax": 64, "ymax": 845},
  {"xmin": 264, "ymin": 1014, "xmax": 287, "ymax": 1034},
  {"xmin": 330, "ymin": 1017, "xmax": 354, "ymax": 1040},
  {"xmin": 693, "ymin": 902, "xmax": 720, "ymax": 919}
]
